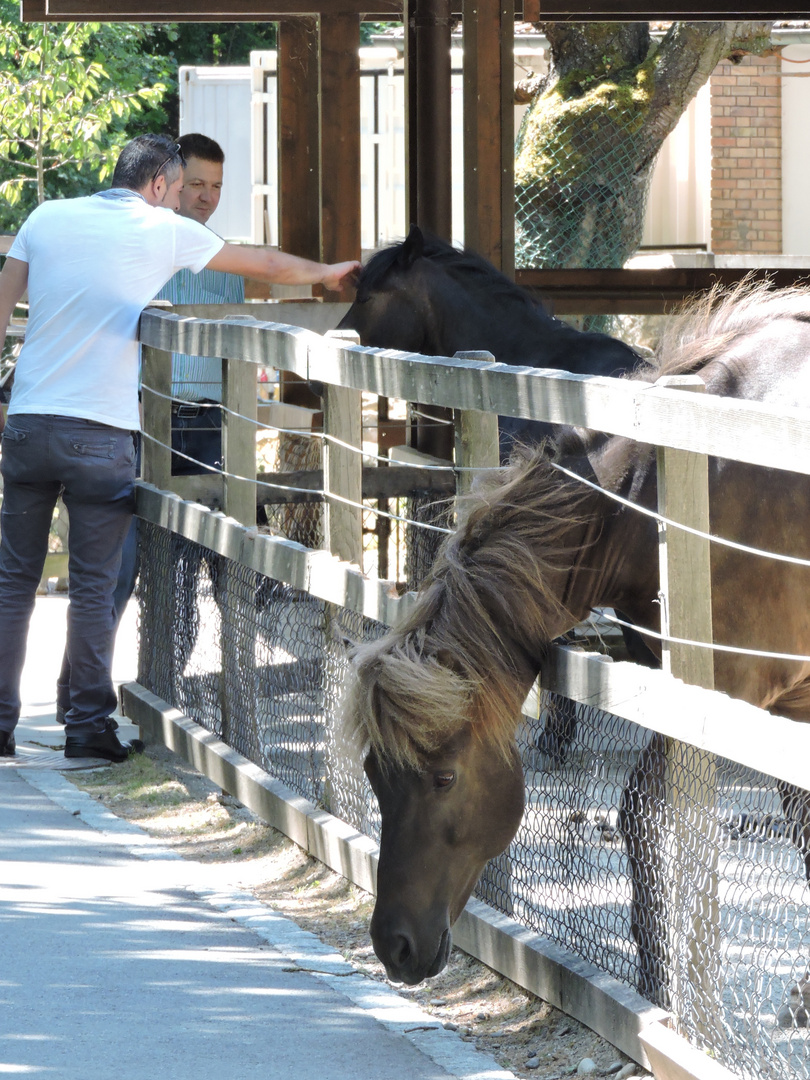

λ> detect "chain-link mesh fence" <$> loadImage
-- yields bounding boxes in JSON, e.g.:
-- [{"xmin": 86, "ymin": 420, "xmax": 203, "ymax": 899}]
[
  {"xmin": 136, "ymin": 519, "xmax": 810, "ymax": 1080},
  {"xmin": 515, "ymin": 78, "xmax": 657, "ymax": 272}
]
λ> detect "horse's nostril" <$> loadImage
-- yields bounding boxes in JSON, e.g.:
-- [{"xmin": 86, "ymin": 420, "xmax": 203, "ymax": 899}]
[{"xmin": 390, "ymin": 932, "xmax": 413, "ymax": 969}]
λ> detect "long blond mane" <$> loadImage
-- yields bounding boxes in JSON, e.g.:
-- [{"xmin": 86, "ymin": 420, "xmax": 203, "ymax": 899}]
[{"xmin": 343, "ymin": 450, "xmax": 590, "ymax": 768}]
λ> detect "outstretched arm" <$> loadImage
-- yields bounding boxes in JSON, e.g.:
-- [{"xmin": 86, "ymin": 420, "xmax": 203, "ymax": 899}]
[
  {"xmin": 206, "ymin": 244, "xmax": 360, "ymax": 292},
  {"xmin": 0, "ymin": 257, "xmax": 29, "ymax": 434}
]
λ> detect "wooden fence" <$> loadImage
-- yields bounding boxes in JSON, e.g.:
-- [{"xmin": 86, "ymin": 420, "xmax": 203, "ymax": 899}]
[{"xmin": 130, "ymin": 303, "xmax": 810, "ymax": 1080}]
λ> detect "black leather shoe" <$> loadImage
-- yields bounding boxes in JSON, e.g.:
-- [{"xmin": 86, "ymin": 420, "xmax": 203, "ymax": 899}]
[
  {"xmin": 0, "ymin": 731, "xmax": 16, "ymax": 757},
  {"xmin": 64, "ymin": 719, "xmax": 143, "ymax": 763}
]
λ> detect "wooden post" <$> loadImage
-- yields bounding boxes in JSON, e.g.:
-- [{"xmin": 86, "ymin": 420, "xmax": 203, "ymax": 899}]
[
  {"xmin": 319, "ymin": 12, "xmax": 361, "ymax": 286},
  {"xmin": 462, "ymin": 0, "xmax": 515, "ymax": 274},
  {"xmin": 453, "ymin": 351, "xmax": 500, "ymax": 497},
  {"xmin": 140, "ymin": 344, "xmax": 172, "ymax": 491},
  {"xmin": 278, "ymin": 17, "xmax": 321, "ymax": 261},
  {"xmin": 222, "ymin": 353, "xmax": 258, "ymax": 526},
  {"xmin": 655, "ymin": 374, "xmax": 720, "ymax": 1040},
  {"xmin": 322, "ymin": 330, "xmax": 363, "ymax": 565}
]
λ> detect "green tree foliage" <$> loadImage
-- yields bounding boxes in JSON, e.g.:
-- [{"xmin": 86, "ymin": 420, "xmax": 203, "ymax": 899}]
[{"xmin": 0, "ymin": 3, "xmax": 174, "ymax": 229}]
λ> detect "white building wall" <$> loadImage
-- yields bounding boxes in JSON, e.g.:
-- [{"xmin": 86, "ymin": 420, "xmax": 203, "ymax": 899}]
[
  {"xmin": 781, "ymin": 44, "xmax": 810, "ymax": 256},
  {"xmin": 178, "ymin": 66, "xmax": 253, "ymax": 243}
]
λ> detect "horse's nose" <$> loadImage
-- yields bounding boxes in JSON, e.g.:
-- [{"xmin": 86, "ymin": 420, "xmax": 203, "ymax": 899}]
[
  {"xmin": 389, "ymin": 930, "xmax": 415, "ymax": 972},
  {"xmin": 372, "ymin": 923, "xmax": 421, "ymax": 984}
]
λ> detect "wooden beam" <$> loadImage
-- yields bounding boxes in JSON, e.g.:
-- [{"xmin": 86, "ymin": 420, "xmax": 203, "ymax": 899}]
[
  {"xmin": 529, "ymin": 1, "xmax": 810, "ymax": 14},
  {"xmin": 516, "ymin": 266, "xmax": 810, "ymax": 316},
  {"xmin": 411, "ymin": 0, "xmax": 453, "ymax": 239},
  {"xmin": 319, "ymin": 13, "xmax": 362, "ymax": 281},
  {"xmin": 462, "ymin": 0, "xmax": 514, "ymax": 274},
  {"xmin": 20, "ymin": 0, "xmax": 47, "ymax": 19},
  {"xmin": 257, "ymin": 463, "xmax": 456, "ymax": 502},
  {"xmin": 278, "ymin": 18, "xmax": 321, "ymax": 262},
  {"xmin": 44, "ymin": 0, "xmax": 402, "ymax": 17}
]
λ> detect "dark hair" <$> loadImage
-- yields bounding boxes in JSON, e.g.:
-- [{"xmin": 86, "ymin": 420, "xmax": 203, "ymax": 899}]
[
  {"xmin": 111, "ymin": 134, "xmax": 184, "ymax": 190},
  {"xmin": 177, "ymin": 133, "xmax": 225, "ymax": 165}
]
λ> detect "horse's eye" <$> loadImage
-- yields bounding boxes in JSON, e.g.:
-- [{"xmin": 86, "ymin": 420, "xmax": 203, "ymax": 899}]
[{"xmin": 434, "ymin": 771, "xmax": 456, "ymax": 790}]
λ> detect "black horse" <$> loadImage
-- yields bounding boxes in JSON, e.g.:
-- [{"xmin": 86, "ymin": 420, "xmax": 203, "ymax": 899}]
[{"xmin": 337, "ymin": 224, "xmax": 641, "ymax": 448}]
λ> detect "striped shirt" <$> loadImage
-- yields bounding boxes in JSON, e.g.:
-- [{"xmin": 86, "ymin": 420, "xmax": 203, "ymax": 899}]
[{"xmin": 156, "ymin": 264, "xmax": 245, "ymax": 402}]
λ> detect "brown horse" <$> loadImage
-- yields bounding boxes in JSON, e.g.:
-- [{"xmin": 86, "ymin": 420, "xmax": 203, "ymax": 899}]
[{"xmin": 343, "ymin": 281, "xmax": 810, "ymax": 988}]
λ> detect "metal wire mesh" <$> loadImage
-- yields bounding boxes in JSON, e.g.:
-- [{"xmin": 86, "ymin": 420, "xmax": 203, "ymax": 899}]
[
  {"xmin": 259, "ymin": 429, "xmax": 323, "ymax": 549},
  {"xmin": 515, "ymin": 78, "xmax": 656, "ymax": 271},
  {"xmin": 136, "ymin": 521, "xmax": 810, "ymax": 1080}
]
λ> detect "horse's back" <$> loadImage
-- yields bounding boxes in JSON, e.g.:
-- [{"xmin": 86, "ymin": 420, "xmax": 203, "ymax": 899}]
[{"xmin": 699, "ymin": 318, "xmax": 810, "ymax": 408}]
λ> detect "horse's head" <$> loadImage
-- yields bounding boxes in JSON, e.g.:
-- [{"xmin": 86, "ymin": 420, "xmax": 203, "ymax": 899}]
[
  {"xmin": 343, "ymin": 592, "xmax": 531, "ymax": 984},
  {"xmin": 365, "ymin": 726, "xmax": 525, "ymax": 985},
  {"xmin": 337, "ymin": 224, "xmax": 436, "ymax": 354}
]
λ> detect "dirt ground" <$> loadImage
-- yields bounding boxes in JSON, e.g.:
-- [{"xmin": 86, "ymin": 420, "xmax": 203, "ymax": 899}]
[{"xmin": 67, "ymin": 745, "xmax": 650, "ymax": 1080}]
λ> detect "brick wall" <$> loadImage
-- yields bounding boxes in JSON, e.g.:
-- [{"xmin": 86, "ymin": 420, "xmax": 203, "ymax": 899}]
[{"xmin": 710, "ymin": 52, "xmax": 782, "ymax": 254}]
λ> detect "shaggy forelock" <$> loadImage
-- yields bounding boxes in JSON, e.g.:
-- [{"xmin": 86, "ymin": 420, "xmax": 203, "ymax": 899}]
[{"xmin": 341, "ymin": 448, "xmax": 589, "ymax": 769}]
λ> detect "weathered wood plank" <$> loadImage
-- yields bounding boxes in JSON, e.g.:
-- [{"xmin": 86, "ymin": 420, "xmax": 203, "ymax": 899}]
[
  {"xmin": 319, "ymin": 12, "xmax": 362, "ymax": 290},
  {"xmin": 140, "ymin": 345, "xmax": 172, "ymax": 490},
  {"xmin": 278, "ymin": 18, "xmax": 322, "ymax": 261},
  {"xmin": 170, "ymin": 302, "xmax": 350, "ymax": 334},
  {"xmin": 322, "ymin": 382, "xmax": 363, "ymax": 565},
  {"xmin": 655, "ymin": 376, "xmax": 720, "ymax": 1043},
  {"xmin": 461, "ymin": 0, "xmax": 514, "ymax": 274},
  {"xmin": 135, "ymin": 482, "xmax": 410, "ymax": 627},
  {"xmin": 539, "ymin": 646, "xmax": 810, "ymax": 794},
  {"xmin": 140, "ymin": 310, "xmax": 810, "ymax": 477},
  {"xmin": 516, "ymin": 266, "xmax": 810, "ymax": 316},
  {"xmin": 222, "ymin": 356, "xmax": 258, "ymax": 526},
  {"xmin": 257, "ymin": 463, "xmax": 456, "ymax": 502},
  {"xmin": 46, "ymin": 0, "xmax": 402, "ymax": 16}
]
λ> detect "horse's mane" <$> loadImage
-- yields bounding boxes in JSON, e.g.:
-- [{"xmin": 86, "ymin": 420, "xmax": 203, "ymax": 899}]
[
  {"xmin": 636, "ymin": 276, "xmax": 810, "ymax": 383},
  {"xmin": 358, "ymin": 232, "xmax": 545, "ymax": 317},
  {"xmin": 343, "ymin": 447, "xmax": 589, "ymax": 769}
]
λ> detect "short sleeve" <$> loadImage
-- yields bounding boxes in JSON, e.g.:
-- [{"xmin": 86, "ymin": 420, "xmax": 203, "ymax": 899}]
[
  {"xmin": 172, "ymin": 215, "xmax": 225, "ymax": 275},
  {"xmin": 7, "ymin": 213, "xmax": 33, "ymax": 264}
]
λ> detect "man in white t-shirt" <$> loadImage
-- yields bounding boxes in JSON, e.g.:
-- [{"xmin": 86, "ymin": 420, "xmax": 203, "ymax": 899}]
[{"xmin": 0, "ymin": 133, "xmax": 358, "ymax": 763}]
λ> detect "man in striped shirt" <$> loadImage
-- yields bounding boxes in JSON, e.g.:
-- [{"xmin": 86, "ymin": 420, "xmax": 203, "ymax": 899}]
[{"xmin": 156, "ymin": 133, "xmax": 244, "ymax": 476}]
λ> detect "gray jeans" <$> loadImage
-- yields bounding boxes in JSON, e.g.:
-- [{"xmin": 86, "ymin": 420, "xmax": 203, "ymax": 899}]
[{"xmin": 0, "ymin": 414, "xmax": 136, "ymax": 735}]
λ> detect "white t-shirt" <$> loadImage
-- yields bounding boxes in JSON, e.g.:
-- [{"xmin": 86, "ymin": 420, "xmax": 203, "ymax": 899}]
[{"xmin": 7, "ymin": 190, "xmax": 225, "ymax": 430}]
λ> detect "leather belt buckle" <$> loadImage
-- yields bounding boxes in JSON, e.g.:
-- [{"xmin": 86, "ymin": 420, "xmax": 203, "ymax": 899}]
[{"xmin": 174, "ymin": 403, "xmax": 202, "ymax": 419}]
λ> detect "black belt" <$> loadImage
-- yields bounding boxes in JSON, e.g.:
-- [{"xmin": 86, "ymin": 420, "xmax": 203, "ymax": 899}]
[{"xmin": 171, "ymin": 400, "xmax": 219, "ymax": 419}]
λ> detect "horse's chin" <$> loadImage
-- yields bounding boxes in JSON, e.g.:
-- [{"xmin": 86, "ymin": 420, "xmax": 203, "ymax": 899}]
[
  {"xmin": 383, "ymin": 927, "xmax": 452, "ymax": 986},
  {"xmin": 425, "ymin": 927, "xmax": 452, "ymax": 979}
]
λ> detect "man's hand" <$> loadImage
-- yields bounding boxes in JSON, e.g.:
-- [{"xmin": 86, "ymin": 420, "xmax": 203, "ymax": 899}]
[{"xmin": 321, "ymin": 261, "xmax": 361, "ymax": 293}]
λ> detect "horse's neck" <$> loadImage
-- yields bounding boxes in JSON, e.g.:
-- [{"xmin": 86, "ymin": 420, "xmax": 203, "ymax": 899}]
[{"xmin": 425, "ymin": 270, "xmax": 553, "ymax": 362}]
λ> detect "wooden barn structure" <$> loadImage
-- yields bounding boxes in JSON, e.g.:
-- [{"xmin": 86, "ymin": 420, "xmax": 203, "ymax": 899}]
[{"xmin": 21, "ymin": 0, "xmax": 810, "ymax": 291}]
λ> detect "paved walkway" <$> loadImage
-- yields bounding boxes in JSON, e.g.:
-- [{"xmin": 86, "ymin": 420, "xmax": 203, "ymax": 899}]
[{"xmin": 1, "ymin": 597, "xmax": 516, "ymax": 1080}]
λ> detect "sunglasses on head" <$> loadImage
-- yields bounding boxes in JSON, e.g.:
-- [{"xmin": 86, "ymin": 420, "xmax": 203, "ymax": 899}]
[{"xmin": 151, "ymin": 143, "xmax": 185, "ymax": 185}]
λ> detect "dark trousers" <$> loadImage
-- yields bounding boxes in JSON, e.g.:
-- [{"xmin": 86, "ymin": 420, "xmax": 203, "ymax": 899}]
[
  {"xmin": 0, "ymin": 414, "xmax": 136, "ymax": 735},
  {"xmin": 56, "ymin": 404, "xmax": 222, "ymax": 713}
]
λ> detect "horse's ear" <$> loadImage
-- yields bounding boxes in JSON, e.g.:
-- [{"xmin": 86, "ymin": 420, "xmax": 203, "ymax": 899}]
[{"xmin": 398, "ymin": 224, "xmax": 425, "ymax": 267}]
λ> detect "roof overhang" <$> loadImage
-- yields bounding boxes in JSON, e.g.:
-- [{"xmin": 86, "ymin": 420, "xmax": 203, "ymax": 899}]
[{"xmin": 24, "ymin": 0, "xmax": 810, "ymax": 21}]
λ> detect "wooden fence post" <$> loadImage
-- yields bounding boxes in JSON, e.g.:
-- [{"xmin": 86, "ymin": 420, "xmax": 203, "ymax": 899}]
[
  {"xmin": 322, "ymin": 330, "xmax": 363, "ymax": 566},
  {"xmin": 222, "ymin": 353, "xmax": 258, "ymax": 527},
  {"xmin": 655, "ymin": 374, "xmax": 720, "ymax": 1041},
  {"xmin": 140, "ymin": 344, "xmax": 172, "ymax": 490},
  {"xmin": 453, "ymin": 351, "xmax": 500, "ymax": 498}
]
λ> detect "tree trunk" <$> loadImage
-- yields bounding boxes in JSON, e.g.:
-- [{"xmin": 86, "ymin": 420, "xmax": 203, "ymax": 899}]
[{"xmin": 515, "ymin": 21, "xmax": 773, "ymax": 269}]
